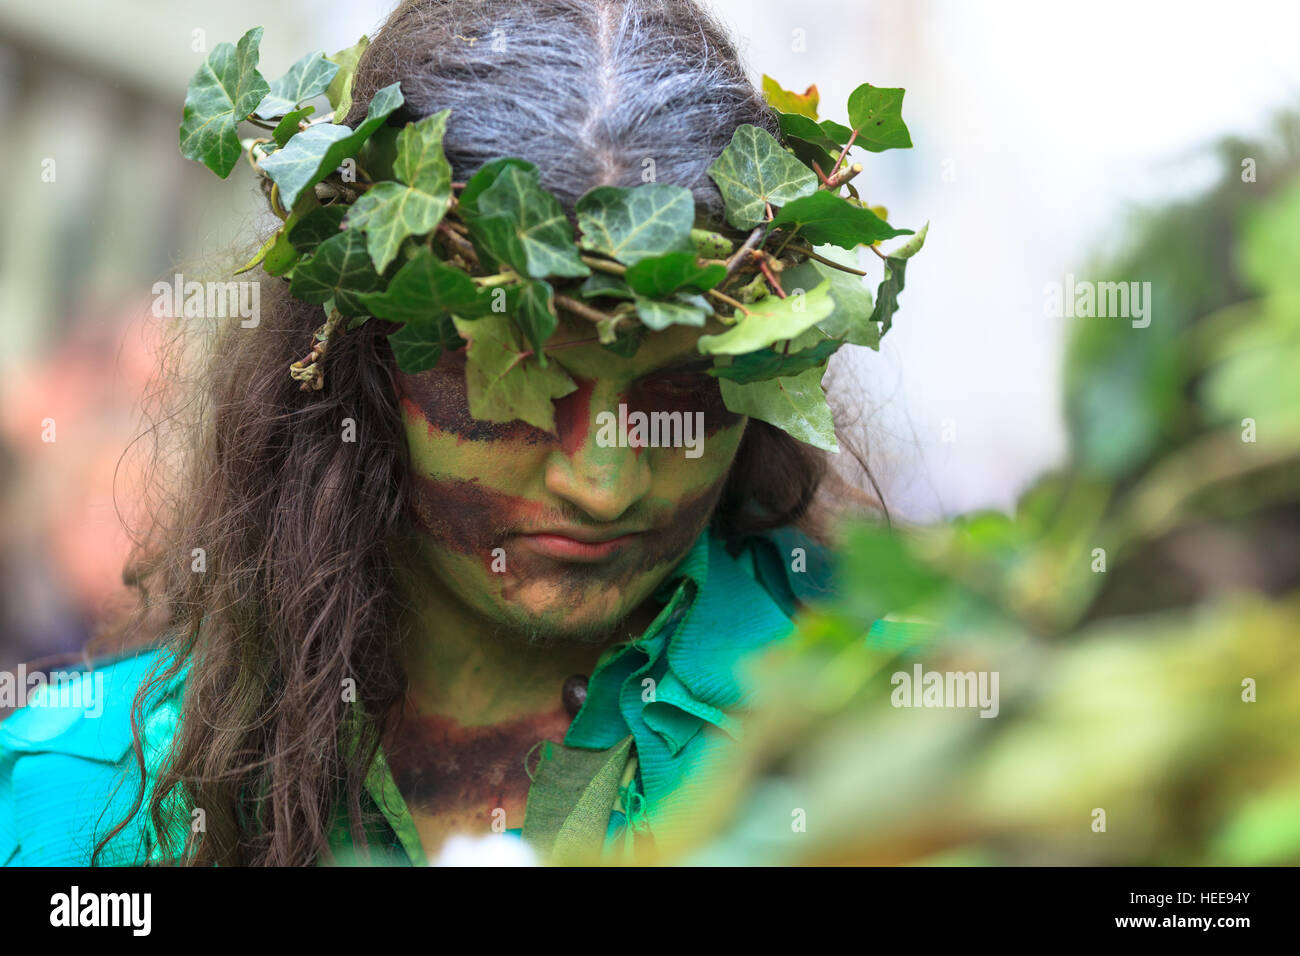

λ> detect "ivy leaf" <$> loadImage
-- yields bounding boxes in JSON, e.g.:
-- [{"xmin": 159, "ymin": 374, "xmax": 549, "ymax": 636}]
[
  {"xmin": 776, "ymin": 114, "xmax": 856, "ymax": 182},
  {"xmin": 634, "ymin": 292, "xmax": 711, "ymax": 330},
  {"xmin": 576, "ymin": 184, "xmax": 698, "ymax": 266},
  {"xmin": 770, "ymin": 190, "xmax": 912, "ymax": 249},
  {"xmin": 382, "ymin": 108, "xmax": 453, "ymax": 200},
  {"xmin": 325, "ymin": 36, "xmax": 370, "ymax": 123},
  {"xmin": 580, "ymin": 272, "xmax": 636, "ymax": 300},
  {"xmin": 871, "ymin": 256, "xmax": 909, "ymax": 335},
  {"xmin": 451, "ymin": 312, "xmax": 577, "ymax": 432},
  {"xmin": 697, "ymin": 278, "xmax": 834, "ymax": 355},
  {"xmin": 785, "ymin": 324, "xmax": 831, "ymax": 351},
  {"xmin": 774, "ymin": 111, "xmax": 837, "ymax": 149},
  {"xmin": 342, "ymin": 110, "xmax": 454, "ymax": 271},
  {"xmin": 889, "ymin": 220, "xmax": 930, "ymax": 260},
  {"xmin": 234, "ymin": 231, "xmax": 277, "ymax": 276},
  {"xmin": 777, "ymin": 111, "xmax": 854, "ymax": 159},
  {"xmin": 515, "ymin": 280, "xmax": 559, "ymax": 364},
  {"xmin": 465, "ymin": 214, "xmax": 526, "ymax": 275},
  {"xmin": 736, "ymin": 273, "xmax": 772, "ymax": 304},
  {"xmin": 819, "ymin": 119, "xmax": 854, "ymax": 145},
  {"xmin": 259, "ymin": 81, "xmax": 403, "ymax": 209},
  {"xmin": 784, "ymin": 257, "xmax": 879, "ymax": 349},
  {"xmin": 467, "ymin": 165, "xmax": 589, "ymax": 279},
  {"xmin": 623, "ymin": 252, "xmax": 726, "ymax": 297},
  {"xmin": 254, "ymin": 51, "xmax": 339, "ymax": 118},
  {"xmin": 709, "ymin": 336, "xmax": 843, "ymax": 383},
  {"xmin": 288, "ymin": 204, "xmax": 347, "ymax": 255},
  {"xmin": 271, "ymin": 106, "xmax": 315, "ymax": 147},
  {"xmin": 259, "ymin": 192, "xmax": 321, "ymax": 277},
  {"xmin": 601, "ymin": 323, "xmax": 647, "ymax": 358},
  {"xmin": 761, "ymin": 75, "xmax": 819, "ymax": 119},
  {"xmin": 388, "ymin": 313, "xmax": 463, "ymax": 374},
  {"xmin": 179, "ymin": 27, "xmax": 270, "ymax": 179},
  {"xmin": 846, "ymin": 84, "xmax": 913, "ymax": 152},
  {"xmin": 690, "ymin": 228, "xmax": 734, "ymax": 259},
  {"xmin": 776, "ymin": 111, "xmax": 839, "ymax": 174},
  {"xmin": 458, "ymin": 158, "xmax": 537, "ymax": 219},
  {"xmin": 263, "ymin": 231, "xmax": 299, "ymax": 277},
  {"xmin": 707, "ymin": 125, "xmax": 818, "ymax": 229},
  {"xmin": 289, "ymin": 228, "xmax": 386, "ymax": 316},
  {"xmin": 355, "ymin": 248, "xmax": 489, "ymax": 324},
  {"xmin": 357, "ymin": 123, "xmax": 400, "ymax": 182},
  {"xmin": 719, "ymin": 365, "xmax": 839, "ymax": 452}
]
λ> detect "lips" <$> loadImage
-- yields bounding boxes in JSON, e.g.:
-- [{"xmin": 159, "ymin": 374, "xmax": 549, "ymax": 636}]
[{"xmin": 513, "ymin": 528, "xmax": 646, "ymax": 562}]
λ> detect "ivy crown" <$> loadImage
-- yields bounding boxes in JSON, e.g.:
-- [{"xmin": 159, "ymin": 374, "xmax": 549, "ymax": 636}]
[{"xmin": 179, "ymin": 28, "xmax": 928, "ymax": 451}]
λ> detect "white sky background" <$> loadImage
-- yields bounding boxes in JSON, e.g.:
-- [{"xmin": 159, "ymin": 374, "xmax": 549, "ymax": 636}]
[{"xmin": 319, "ymin": 0, "xmax": 1300, "ymax": 519}]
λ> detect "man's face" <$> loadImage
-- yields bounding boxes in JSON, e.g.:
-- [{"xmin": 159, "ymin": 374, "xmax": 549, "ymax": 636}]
[{"xmin": 396, "ymin": 316, "xmax": 748, "ymax": 643}]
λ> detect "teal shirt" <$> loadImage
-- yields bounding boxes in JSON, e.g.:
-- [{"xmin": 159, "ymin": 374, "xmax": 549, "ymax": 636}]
[{"xmin": 0, "ymin": 524, "xmax": 919, "ymax": 866}]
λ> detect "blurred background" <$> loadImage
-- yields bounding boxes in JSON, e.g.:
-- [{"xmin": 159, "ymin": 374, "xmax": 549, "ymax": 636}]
[{"xmin": 1, "ymin": 0, "xmax": 1298, "ymax": 864}]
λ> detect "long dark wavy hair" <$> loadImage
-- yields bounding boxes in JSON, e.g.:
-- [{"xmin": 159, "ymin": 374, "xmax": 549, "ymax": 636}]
[{"xmin": 92, "ymin": 0, "xmax": 884, "ymax": 866}]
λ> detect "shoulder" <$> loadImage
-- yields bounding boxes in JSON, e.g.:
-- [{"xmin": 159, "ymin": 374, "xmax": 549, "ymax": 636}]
[{"xmin": 0, "ymin": 646, "xmax": 187, "ymax": 866}]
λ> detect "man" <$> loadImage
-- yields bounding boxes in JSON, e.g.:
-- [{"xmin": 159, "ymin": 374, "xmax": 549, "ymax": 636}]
[
  {"xmin": 0, "ymin": 309, "xmax": 861, "ymax": 866},
  {"xmin": 375, "ymin": 315, "xmax": 839, "ymax": 861},
  {"xmin": 2, "ymin": 0, "xmax": 920, "ymax": 864}
]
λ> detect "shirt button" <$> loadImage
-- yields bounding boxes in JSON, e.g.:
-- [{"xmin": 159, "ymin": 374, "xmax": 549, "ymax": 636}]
[{"xmin": 562, "ymin": 674, "xmax": 588, "ymax": 717}]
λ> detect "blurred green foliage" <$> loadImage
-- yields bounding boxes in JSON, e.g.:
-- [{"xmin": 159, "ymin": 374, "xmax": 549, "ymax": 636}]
[{"xmin": 665, "ymin": 112, "xmax": 1300, "ymax": 866}]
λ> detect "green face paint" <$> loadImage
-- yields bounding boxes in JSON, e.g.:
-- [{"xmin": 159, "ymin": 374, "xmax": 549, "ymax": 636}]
[{"xmin": 396, "ymin": 317, "xmax": 747, "ymax": 642}]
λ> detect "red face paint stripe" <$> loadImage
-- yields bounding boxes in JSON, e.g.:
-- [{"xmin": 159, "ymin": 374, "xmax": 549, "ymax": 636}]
[{"xmin": 553, "ymin": 376, "xmax": 595, "ymax": 457}]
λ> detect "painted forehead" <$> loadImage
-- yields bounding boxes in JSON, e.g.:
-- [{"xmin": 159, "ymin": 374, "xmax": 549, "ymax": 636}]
[{"xmin": 541, "ymin": 317, "xmax": 718, "ymax": 382}]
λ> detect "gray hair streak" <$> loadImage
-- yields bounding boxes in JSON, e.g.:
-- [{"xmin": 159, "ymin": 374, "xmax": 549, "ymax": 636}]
[{"xmin": 345, "ymin": 0, "xmax": 780, "ymax": 231}]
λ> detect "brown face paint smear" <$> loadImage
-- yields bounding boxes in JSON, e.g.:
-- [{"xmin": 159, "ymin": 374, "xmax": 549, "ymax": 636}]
[
  {"xmin": 407, "ymin": 475, "xmax": 549, "ymax": 579},
  {"xmin": 628, "ymin": 370, "xmax": 745, "ymax": 437},
  {"xmin": 384, "ymin": 707, "xmax": 573, "ymax": 812},
  {"xmin": 618, "ymin": 477, "xmax": 727, "ymax": 579},
  {"xmin": 397, "ymin": 359, "xmax": 559, "ymax": 446}
]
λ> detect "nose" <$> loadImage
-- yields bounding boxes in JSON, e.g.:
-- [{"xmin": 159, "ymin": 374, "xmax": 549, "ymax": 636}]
[{"xmin": 543, "ymin": 377, "xmax": 651, "ymax": 523}]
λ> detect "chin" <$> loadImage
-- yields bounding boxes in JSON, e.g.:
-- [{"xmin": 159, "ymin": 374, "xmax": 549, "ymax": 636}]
[
  {"xmin": 482, "ymin": 574, "xmax": 659, "ymax": 647},
  {"xmin": 486, "ymin": 602, "xmax": 630, "ymax": 647},
  {"xmin": 419, "ymin": 540, "xmax": 680, "ymax": 646}
]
